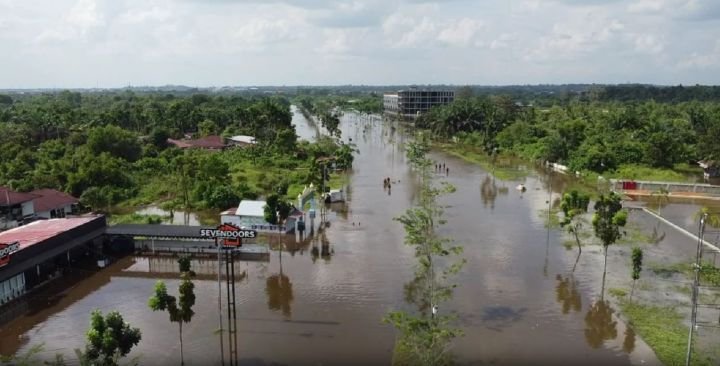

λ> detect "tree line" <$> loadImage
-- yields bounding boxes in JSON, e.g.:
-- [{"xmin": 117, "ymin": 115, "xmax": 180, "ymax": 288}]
[
  {"xmin": 0, "ymin": 91, "xmax": 349, "ymax": 212},
  {"xmin": 416, "ymin": 96, "xmax": 720, "ymax": 174}
]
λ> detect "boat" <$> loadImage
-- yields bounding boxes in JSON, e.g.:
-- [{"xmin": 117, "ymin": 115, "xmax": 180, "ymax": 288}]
[{"xmin": 516, "ymin": 184, "xmax": 526, "ymax": 192}]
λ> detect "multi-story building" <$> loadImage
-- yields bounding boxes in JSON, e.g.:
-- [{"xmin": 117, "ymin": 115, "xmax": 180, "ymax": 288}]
[{"xmin": 383, "ymin": 89, "xmax": 455, "ymax": 117}]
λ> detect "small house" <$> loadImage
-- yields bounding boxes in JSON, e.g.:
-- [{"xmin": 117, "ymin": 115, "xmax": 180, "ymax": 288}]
[
  {"xmin": 698, "ymin": 160, "xmax": 720, "ymax": 180},
  {"xmin": 220, "ymin": 200, "xmax": 302, "ymax": 234},
  {"xmin": 30, "ymin": 189, "xmax": 79, "ymax": 219},
  {"xmin": 0, "ymin": 187, "xmax": 37, "ymax": 230}
]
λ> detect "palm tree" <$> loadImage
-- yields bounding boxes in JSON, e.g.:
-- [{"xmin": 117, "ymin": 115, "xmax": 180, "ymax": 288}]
[
  {"xmin": 694, "ymin": 207, "xmax": 720, "ymax": 228},
  {"xmin": 650, "ymin": 187, "xmax": 670, "ymax": 216}
]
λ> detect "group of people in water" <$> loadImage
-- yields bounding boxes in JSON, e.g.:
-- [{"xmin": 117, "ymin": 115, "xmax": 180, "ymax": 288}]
[{"xmin": 435, "ymin": 162, "xmax": 449, "ymax": 176}]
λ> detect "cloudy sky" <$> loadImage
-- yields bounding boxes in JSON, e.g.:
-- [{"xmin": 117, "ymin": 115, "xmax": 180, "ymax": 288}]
[{"xmin": 1, "ymin": 0, "xmax": 719, "ymax": 87}]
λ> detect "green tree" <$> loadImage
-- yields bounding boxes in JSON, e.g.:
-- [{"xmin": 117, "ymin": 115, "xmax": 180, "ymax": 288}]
[
  {"xmin": 384, "ymin": 133, "xmax": 465, "ymax": 366},
  {"xmin": 263, "ymin": 194, "xmax": 292, "ymax": 226},
  {"xmin": 630, "ymin": 247, "xmax": 643, "ymax": 301},
  {"xmin": 149, "ymin": 127, "xmax": 170, "ymax": 150},
  {"xmin": 560, "ymin": 190, "xmax": 591, "ymax": 260},
  {"xmin": 592, "ymin": 192, "xmax": 628, "ymax": 295},
  {"xmin": 148, "ymin": 259, "xmax": 196, "ymax": 366},
  {"xmin": 650, "ymin": 187, "xmax": 669, "ymax": 216},
  {"xmin": 79, "ymin": 310, "xmax": 141, "ymax": 366},
  {"xmin": 197, "ymin": 119, "xmax": 219, "ymax": 137},
  {"xmin": 86, "ymin": 125, "xmax": 142, "ymax": 162}
]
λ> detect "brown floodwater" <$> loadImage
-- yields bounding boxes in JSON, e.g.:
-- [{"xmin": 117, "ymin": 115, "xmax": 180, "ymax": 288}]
[{"xmin": 0, "ymin": 110, "xmax": 661, "ymax": 365}]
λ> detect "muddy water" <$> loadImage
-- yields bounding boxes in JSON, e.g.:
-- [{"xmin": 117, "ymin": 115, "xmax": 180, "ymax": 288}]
[{"xmin": 1, "ymin": 111, "xmax": 657, "ymax": 365}]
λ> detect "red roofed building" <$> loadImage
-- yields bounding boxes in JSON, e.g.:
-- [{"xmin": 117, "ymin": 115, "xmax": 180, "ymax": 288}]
[
  {"xmin": 29, "ymin": 189, "xmax": 79, "ymax": 219},
  {"xmin": 0, "ymin": 187, "xmax": 38, "ymax": 231},
  {"xmin": 0, "ymin": 216, "xmax": 106, "ymax": 305},
  {"xmin": 167, "ymin": 135, "xmax": 228, "ymax": 150}
]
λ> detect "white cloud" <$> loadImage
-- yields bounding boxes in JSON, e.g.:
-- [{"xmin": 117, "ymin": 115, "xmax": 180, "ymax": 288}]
[
  {"xmin": 678, "ymin": 41, "xmax": 720, "ymax": 69},
  {"xmin": 1, "ymin": 0, "xmax": 720, "ymax": 86},
  {"xmin": 437, "ymin": 18, "xmax": 484, "ymax": 47},
  {"xmin": 628, "ymin": 0, "xmax": 665, "ymax": 13},
  {"xmin": 634, "ymin": 34, "xmax": 664, "ymax": 54}
]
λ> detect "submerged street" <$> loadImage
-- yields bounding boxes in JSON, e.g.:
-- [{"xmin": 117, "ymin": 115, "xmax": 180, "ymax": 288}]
[{"xmin": 0, "ymin": 109, "xmax": 676, "ymax": 365}]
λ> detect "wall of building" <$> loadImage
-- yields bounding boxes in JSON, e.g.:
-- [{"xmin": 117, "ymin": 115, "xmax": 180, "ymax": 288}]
[
  {"xmin": 0, "ymin": 273, "xmax": 25, "ymax": 305},
  {"xmin": 21, "ymin": 202, "xmax": 34, "ymax": 218}
]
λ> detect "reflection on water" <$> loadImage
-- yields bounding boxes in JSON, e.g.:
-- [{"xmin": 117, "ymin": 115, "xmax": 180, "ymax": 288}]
[
  {"xmin": 584, "ymin": 299, "xmax": 618, "ymax": 349},
  {"xmin": 556, "ymin": 275, "xmax": 582, "ymax": 314},
  {"xmin": 480, "ymin": 175, "xmax": 500, "ymax": 209},
  {"xmin": 266, "ymin": 274, "xmax": 293, "ymax": 318},
  {"xmin": 623, "ymin": 327, "xmax": 636, "ymax": 354},
  {"xmin": 481, "ymin": 306, "xmax": 527, "ymax": 332}
]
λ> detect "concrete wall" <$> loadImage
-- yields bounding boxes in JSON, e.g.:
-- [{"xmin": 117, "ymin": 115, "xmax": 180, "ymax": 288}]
[
  {"xmin": 21, "ymin": 201, "xmax": 34, "ymax": 218},
  {"xmin": 611, "ymin": 180, "xmax": 720, "ymax": 196}
]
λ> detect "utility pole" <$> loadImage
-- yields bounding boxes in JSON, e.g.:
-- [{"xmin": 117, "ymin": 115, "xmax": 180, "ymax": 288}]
[
  {"xmin": 686, "ymin": 213, "xmax": 707, "ymax": 366},
  {"xmin": 216, "ymin": 238, "xmax": 224, "ymax": 366}
]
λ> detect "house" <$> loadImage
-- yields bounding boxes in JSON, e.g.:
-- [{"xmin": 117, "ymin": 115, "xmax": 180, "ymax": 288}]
[
  {"xmin": 167, "ymin": 135, "xmax": 227, "ymax": 150},
  {"xmin": 699, "ymin": 160, "xmax": 720, "ymax": 180},
  {"xmin": 0, "ymin": 187, "xmax": 37, "ymax": 230},
  {"xmin": 220, "ymin": 200, "xmax": 303, "ymax": 234},
  {"xmin": 29, "ymin": 189, "xmax": 79, "ymax": 219},
  {"xmin": 228, "ymin": 135, "xmax": 256, "ymax": 147}
]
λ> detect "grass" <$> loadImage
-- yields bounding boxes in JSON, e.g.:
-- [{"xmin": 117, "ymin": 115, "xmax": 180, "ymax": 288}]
[
  {"xmin": 109, "ymin": 213, "xmax": 165, "ymax": 225},
  {"xmin": 608, "ymin": 288, "xmax": 628, "ymax": 299},
  {"xmin": 436, "ymin": 143, "xmax": 529, "ymax": 181},
  {"xmin": 648, "ymin": 261, "xmax": 720, "ymax": 286},
  {"xmin": 648, "ymin": 262, "xmax": 692, "ymax": 279},
  {"xmin": 538, "ymin": 208, "xmax": 562, "ymax": 229},
  {"xmin": 618, "ymin": 223, "xmax": 653, "ymax": 246},
  {"xmin": 620, "ymin": 302, "xmax": 713, "ymax": 366},
  {"xmin": 603, "ymin": 164, "xmax": 699, "ymax": 183}
]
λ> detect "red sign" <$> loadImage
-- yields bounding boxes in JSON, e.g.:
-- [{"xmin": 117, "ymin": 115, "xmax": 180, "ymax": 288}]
[
  {"xmin": 199, "ymin": 224, "xmax": 256, "ymax": 248},
  {"xmin": 0, "ymin": 241, "xmax": 20, "ymax": 268}
]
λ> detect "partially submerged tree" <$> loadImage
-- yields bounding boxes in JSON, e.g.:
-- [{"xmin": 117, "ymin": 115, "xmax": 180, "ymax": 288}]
[
  {"xmin": 592, "ymin": 192, "xmax": 627, "ymax": 296},
  {"xmin": 650, "ymin": 187, "xmax": 669, "ymax": 217},
  {"xmin": 560, "ymin": 190, "xmax": 590, "ymax": 272},
  {"xmin": 630, "ymin": 247, "xmax": 643, "ymax": 301},
  {"xmin": 148, "ymin": 259, "xmax": 196, "ymax": 365},
  {"xmin": 384, "ymin": 134, "xmax": 465, "ymax": 366},
  {"xmin": 79, "ymin": 310, "xmax": 141, "ymax": 366}
]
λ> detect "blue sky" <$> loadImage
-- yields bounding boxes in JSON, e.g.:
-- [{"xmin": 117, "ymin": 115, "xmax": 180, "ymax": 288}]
[{"xmin": 1, "ymin": 0, "xmax": 719, "ymax": 87}]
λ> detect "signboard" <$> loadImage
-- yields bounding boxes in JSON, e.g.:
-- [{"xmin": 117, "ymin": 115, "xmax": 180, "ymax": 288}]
[
  {"xmin": 0, "ymin": 241, "xmax": 20, "ymax": 268},
  {"xmin": 199, "ymin": 224, "xmax": 257, "ymax": 248}
]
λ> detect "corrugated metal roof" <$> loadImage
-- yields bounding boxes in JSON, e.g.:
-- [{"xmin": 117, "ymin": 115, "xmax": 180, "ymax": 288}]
[
  {"xmin": 0, "ymin": 217, "xmax": 101, "ymax": 250},
  {"xmin": 237, "ymin": 200, "xmax": 266, "ymax": 217},
  {"xmin": 229, "ymin": 135, "xmax": 256, "ymax": 144},
  {"xmin": 0, "ymin": 187, "xmax": 39, "ymax": 206},
  {"xmin": 29, "ymin": 189, "xmax": 79, "ymax": 212},
  {"xmin": 105, "ymin": 224, "xmax": 210, "ymax": 238}
]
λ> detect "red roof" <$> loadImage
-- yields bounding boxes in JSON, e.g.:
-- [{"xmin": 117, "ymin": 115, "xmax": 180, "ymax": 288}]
[
  {"xmin": 29, "ymin": 189, "xmax": 79, "ymax": 212},
  {"xmin": 0, "ymin": 217, "xmax": 99, "ymax": 250},
  {"xmin": 168, "ymin": 135, "xmax": 227, "ymax": 149},
  {"xmin": 0, "ymin": 187, "xmax": 39, "ymax": 206}
]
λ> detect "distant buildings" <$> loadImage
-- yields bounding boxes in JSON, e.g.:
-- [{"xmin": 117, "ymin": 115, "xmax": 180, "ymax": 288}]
[
  {"xmin": 383, "ymin": 89, "xmax": 455, "ymax": 117},
  {"xmin": 167, "ymin": 135, "xmax": 227, "ymax": 150},
  {"xmin": 0, "ymin": 187, "xmax": 79, "ymax": 230}
]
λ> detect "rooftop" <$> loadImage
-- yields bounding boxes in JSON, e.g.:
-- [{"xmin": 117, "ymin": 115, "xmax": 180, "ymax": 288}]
[
  {"xmin": 168, "ymin": 135, "xmax": 227, "ymax": 149},
  {"xmin": 0, "ymin": 187, "xmax": 39, "ymax": 206},
  {"xmin": 29, "ymin": 189, "xmax": 79, "ymax": 212},
  {"xmin": 229, "ymin": 135, "xmax": 256, "ymax": 144},
  {"xmin": 0, "ymin": 217, "xmax": 101, "ymax": 251},
  {"xmin": 237, "ymin": 200, "xmax": 267, "ymax": 217}
]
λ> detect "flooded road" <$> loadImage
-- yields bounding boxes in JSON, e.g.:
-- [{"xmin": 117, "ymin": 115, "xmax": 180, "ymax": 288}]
[{"xmin": 1, "ymin": 109, "xmax": 661, "ymax": 365}]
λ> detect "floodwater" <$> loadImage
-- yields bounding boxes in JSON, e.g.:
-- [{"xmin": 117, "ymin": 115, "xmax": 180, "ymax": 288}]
[{"xmin": 0, "ymin": 109, "xmax": 665, "ymax": 365}]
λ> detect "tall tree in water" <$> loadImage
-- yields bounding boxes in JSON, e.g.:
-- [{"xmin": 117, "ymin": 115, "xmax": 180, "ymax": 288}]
[
  {"xmin": 148, "ymin": 258, "xmax": 196, "ymax": 365},
  {"xmin": 78, "ymin": 310, "xmax": 142, "ymax": 366},
  {"xmin": 592, "ymin": 192, "xmax": 627, "ymax": 295},
  {"xmin": 384, "ymin": 132, "xmax": 465, "ymax": 366},
  {"xmin": 560, "ymin": 190, "xmax": 590, "ymax": 272}
]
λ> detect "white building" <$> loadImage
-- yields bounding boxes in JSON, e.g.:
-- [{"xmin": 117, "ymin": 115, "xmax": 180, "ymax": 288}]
[
  {"xmin": 228, "ymin": 135, "xmax": 257, "ymax": 147},
  {"xmin": 30, "ymin": 189, "xmax": 78, "ymax": 219},
  {"xmin": 220, "ymin": 200, "xmax": 303, "ymax": 234}
]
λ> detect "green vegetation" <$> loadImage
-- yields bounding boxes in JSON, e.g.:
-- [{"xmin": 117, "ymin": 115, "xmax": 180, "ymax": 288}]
[
  {"xmin": 384, "ymin": 132, "xmax": 465, "ymax": 366},
  {"xmin": 620, "ymin": 302, "xmax": 712, "ymax": 366},
  {"xmin": 592, "ymin": 192, "xmax": 628, "ymax": 292},
  {"xmin": 108, "ymin": 213, "xmax": 164, "ymax": 225},
  {"xmin": 560, "ymin": 190, "xmax": 590, "ymax": 256},
  {"xmin": 414, "ymin": 94, "xmax": 720, "ymax": 183},
  {"xmin": 608, "ymin": 288, "xmax": 627, "ymax": 299},
  {"xmin": 78, "ymin": 310, "xmax": 142, "ymax": 366},
  {"xmin": 0, "ymin": 92, "xmax": 352, "ymax": 214},
  {"xmin": 148, "ymin": 258, "xmax": 196, "ymax": 366}
]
